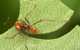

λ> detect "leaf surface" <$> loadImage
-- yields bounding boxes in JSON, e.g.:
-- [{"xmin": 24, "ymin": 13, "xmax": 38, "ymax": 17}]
[
  {"xmin": 0, "ymin": 26, "xmax": 80, "ymax": 50},
  {"xmin": 19, "ymin": 0, "xmax": 73, "ymax": 34},
  {"xmin": 0, "ymin": 0, "xmax": 75, "ymax": 50}
]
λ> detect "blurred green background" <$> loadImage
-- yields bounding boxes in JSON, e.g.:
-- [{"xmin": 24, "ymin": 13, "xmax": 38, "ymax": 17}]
[
  {"xmin": 0, "ymin": 0, "xmax": 19, "ymax": 34},
  {"xmin": 0, "ymin": 0, "xmax": 80, "ymax": 39}
]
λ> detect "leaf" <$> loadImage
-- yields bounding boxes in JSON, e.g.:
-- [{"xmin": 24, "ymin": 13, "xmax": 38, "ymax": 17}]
[
  {"xmin": 19, "ymin": 0, "xmax": 73, "ymax": 34},
  {"xmin": 0, "ymin": 25, "xmax": 80, "ymax": 50},
  {"xmin": 0, "ymin": 0, "xmax": 74, "ymax": 50}
]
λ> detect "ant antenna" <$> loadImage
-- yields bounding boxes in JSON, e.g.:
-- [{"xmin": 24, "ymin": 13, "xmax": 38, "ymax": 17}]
[{"xmin": 4, "ymin": 17, "xmax": 14, "ymax": 25}]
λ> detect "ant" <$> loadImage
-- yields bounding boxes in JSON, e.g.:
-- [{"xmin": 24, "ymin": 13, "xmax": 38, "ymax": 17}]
[{"xmin": 4, "ymin": 4, "xmax": 69, "ymax": 50}]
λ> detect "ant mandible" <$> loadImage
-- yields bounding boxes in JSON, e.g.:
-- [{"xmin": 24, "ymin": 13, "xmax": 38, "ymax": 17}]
[{"xmin": 4, "ymin": 4, "xmax": 69, "ymax": 50}]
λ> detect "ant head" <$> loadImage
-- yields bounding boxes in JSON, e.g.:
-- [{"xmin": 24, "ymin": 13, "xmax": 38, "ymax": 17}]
[
  {"xmin": 15, "ymin": 21, "xmax": 21, "ymax": 30},
  {"xmin": 31, "ymin": 28, "xmax": 37, "ymax": 34}
]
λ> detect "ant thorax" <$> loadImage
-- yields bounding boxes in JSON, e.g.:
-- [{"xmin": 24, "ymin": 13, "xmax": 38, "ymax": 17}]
[{"xmin": 19, "ymin": 23, "xmax": 31, "ymax": 29}]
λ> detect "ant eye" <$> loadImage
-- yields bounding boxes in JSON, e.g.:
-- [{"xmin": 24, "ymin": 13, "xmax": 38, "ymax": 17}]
[{"xmin": 31, "ymin": 28, "xmax": 37, "ymax": 34}]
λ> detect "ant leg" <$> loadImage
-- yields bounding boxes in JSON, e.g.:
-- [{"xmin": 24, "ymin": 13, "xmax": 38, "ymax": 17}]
[
  {"xmin": 17, "ymin": 30, "xmax": 23, "ymax": 35},
  {"xmin": 24, "ymin": 4, "xmax": 36, "ymax": 24},
  {"xmin": 5, "ymin": 31, "xmax": 22, "ymax": 39},
  {"xmin": 18, "ymin": 19, "xmax": 26, "ymax": 24},
  {"xmin": 4, "ymin": 17, "xmax": 14, "ymax": 25},
  {"xmin": 25, "ymin": 30, "xmax": 29, "ymax": 50},
  {"xmin": 31, "ymin": 19, "xmax": 69, "ymax": 26},
  {"xmin": 18, "ymin": 32, "xmax": 22, "ymax": 35}
]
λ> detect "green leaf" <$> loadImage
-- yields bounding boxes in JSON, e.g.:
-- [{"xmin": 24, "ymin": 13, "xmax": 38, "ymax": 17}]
[
  {"xmin": 0, "ymin": 0, "xmax": 74, "ymax": 50},
  {"xmin": 0, "ymin": 25, "xmax": 80, "ymax": 50},
  {"xmin": 19, "ymin": 0, "xmax": 73, "ymax": 34}
]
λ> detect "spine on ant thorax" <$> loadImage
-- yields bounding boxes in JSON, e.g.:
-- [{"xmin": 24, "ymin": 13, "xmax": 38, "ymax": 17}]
[{"xmin": 20, "ymin": 23, "xmax": 27, "ymax": 28}]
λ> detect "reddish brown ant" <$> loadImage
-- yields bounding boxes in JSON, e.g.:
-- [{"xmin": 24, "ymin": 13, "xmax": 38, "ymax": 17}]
[{"xmin": 4, "ymin": 4, "xmax": 69, "ymax": 50}]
